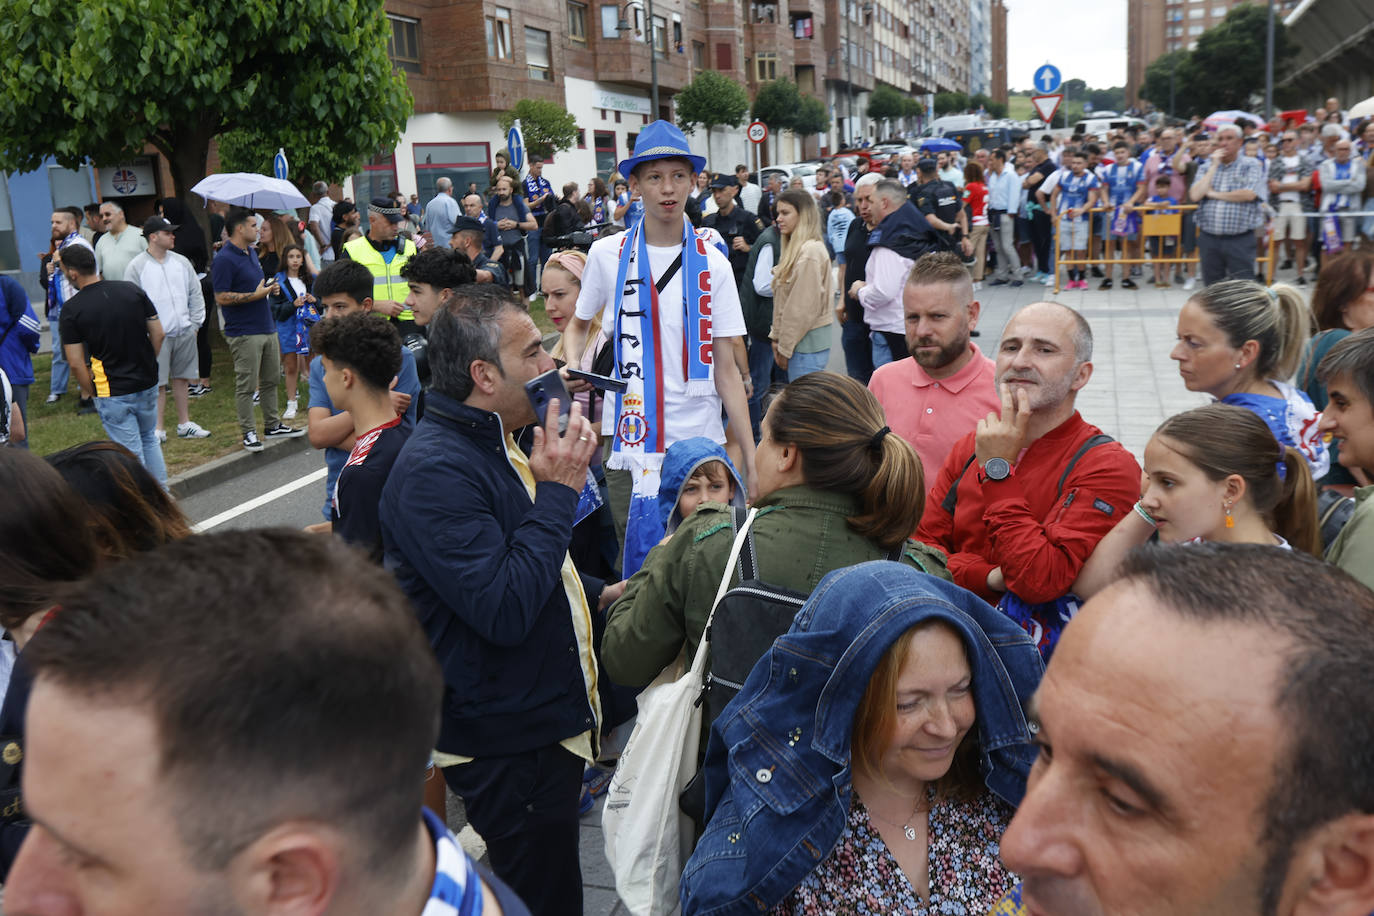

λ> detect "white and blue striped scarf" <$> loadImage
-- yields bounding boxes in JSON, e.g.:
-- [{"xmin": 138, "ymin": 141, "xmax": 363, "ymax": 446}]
[{"xmin": 421, "ymin": 808, "xmax": 485, "ymax": 916}]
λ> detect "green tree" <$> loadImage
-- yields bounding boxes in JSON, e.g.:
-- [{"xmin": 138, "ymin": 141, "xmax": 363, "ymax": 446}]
[
  {"xmin": 793, "ymin": 95, "xmax": 831, "ymax": 137},
  {"xmin": 1062, "ymin": 78, "xmax": 1088, "ymax": 102},
  {"xmin": 901, "ymin": 97, "xmax": 925, "ymax": 119},
  {"xmin": 1187, "ymin": 4, "xmax": 1296, "ymax": 111},
  {"xmin": 867, "ymin": 84, "xmax": 906, "ymax": 123},
  {"xmin": 752, "ymin": 79, "xmax": 801, "ymax": 161},
  {"xmin": 1141, "ymin": 50, "xmax": 1197, "ymax": 115},
  {"xmin": 675, "ymin": 70, "xmax": 750, "ymax": 165},
  {"xmin": 970, "ymin": 93, "xmax": 1007, "ymax": 119},
  {"xmin": 933, "ymin": 92, "xmax": 970, "ymax": 115},
  {"xmin": 1085, "ymin": 87, "xmax": 1126, "ymax": 113},
  {"xmin": 0, "ymin": 0, "xmax": 412, "ymax": 209},
  {"xmin": 497, "ymin": 99, "xmax": 580, "ymax": 162}
]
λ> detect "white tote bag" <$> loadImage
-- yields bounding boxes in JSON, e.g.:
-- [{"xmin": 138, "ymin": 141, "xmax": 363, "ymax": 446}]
[{"xmin": 603, "ymin": 507, "xmax": 759, "ymax": 916}]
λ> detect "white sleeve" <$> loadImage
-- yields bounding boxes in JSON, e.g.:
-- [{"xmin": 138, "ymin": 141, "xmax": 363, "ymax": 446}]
[
  {"xmin": 752, "ymin": 245, "xmax": 775, "ymax": 296},
  {"xmin": 574, "ymin": 237, "xmax": 617, "ymax": 323},
  {"xmin": 707, "ymin": 247, "xmax": 746, "ymax": 338}
]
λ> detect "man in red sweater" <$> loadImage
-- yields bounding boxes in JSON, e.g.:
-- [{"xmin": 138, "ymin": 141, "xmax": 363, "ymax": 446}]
[{"xmin": 917, "ymin": 302, "xmax": 1140, "ymax": 643}]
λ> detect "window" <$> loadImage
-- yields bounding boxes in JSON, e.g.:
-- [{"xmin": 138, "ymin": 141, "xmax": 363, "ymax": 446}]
[
  {"xmin": 577, "ymin": 129, "xmax": 587, "ymax": 148},
  {"xmin": 672, "ymin": 15, "xmax": 682, "ymax": 51},
  {"xmin": 568, "ymin": 1, "xmax": 588, "ymax": 41},
  {"xmin": 1211, "ymin": 5, "xmax": 1226, "ymax": 14},
  {"xmin": 412, "ymin": 143, "xmax": 489, "ymax": 205},
  {"xmin": 352, "ymin": 153, "xmax": 398, "ymax": 234},
  {"xmin": 1188, "ymin": 22, "xmax": 1203, "ymax": 33},
  {"xmin": 755, "ymin": 51, "xmax": 777, "ymax": 81},
  {"xmin": 0, "ymin": 176, "xmax": 17, "ymax": 271},
  {"xmin": 716, "ymin": 41, "xmax": 733, "ymax": 70},
  {"xmin": 594, "ymin": 130, "xmax": 617, "ymax": 179},
  {"xmin": 692, "ymin": 40, "xmax": 705, "ymax": 68},
  {"xmin": 627, "ymin": 133, "xmax": 638, "ymax": 153},
  {"xmin": 600, "ymin": 4, "xmax": 619, "ymax": 37},
  {"xmin": 526, "ymin": 27, "xmax": 552, "ymax": 80},
  {"xmin": 652, "ymin": 16, "xmax": 668, "ymax": 57},
  {"xmin": 486, "ymin": 7, "xmax": 511, "ymax": 58},
  {"xmin": 1188, "ymin": 7, "xmax": 1203, "ymax": 16},
  {"xmin": 386, "ymin": 14, "xmax": 421, "ymax": 73}
]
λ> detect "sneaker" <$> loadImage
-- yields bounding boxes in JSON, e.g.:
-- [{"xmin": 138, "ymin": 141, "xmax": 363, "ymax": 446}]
[
  {"xmin": 578, "ymin": 765, "xmax": 615, "ymax": 816},
  {"xmin": 1296, "ymin": 275, "xmax": 1307, "ymax": 286},
  {"xmin": 77, "ymin": 397, "xmax": 96, "ymax": 416},
  {"xmin": 1183, "ymin": 277, "xmax": 1197, "ymax": 291},
  {"xmin": 1255, "ymin": 271, "xmax": 1265, "ymax": 283},
  {"xmin": 263, "ymin": 423, "xmax": 306, "ymax": 439},
  {"xmin": 242, "ymin": 431, "xmax": 264, "ymax": 452},
  {"xmin": 1090, "ymin": 265, "xmax": 1104, "ymax": 278},
  {"xmin": 1130, "ymin": 266, "xmax": 1143, "ymax": 277},
  {"xmin": 988, "ymin": 278, "xmax": 1009, "ymax": 286},
  {"xmin": 282, "ymin": 399, "xmax": 298, "ymax": 420},
  {"xmin": 1099, "ymin": 278, "xmax": 1114, "ymax": 291},
  {"xmin": 178, "ymin": 421, "xmax": 211, "ymax": 439},
  {"xmin": 1281, "ymin": 258, "xmax": 1294, "ymax": 270},
  {"xmin": 155, "ymin": 428, "xmax": 167, "ymax": 443},
  {"xmin": 188, "ymin": 383, "xmax": 212, "ymax": 398},
  {"xmin": 1076, "ymin": 279, "xmax": 1090, "ymax": 290},
  {"xmin": 45, "ymin": 392, "xmax": 61, "ymax": 404},
  {"xmin": 1121, "ymin": 278, "xmax": 1139, "ymax": 290},
  {"xmin": 252, "ymin": 390, "xmax": 260, "ymax": 403},
  {"xmin": 1010, "ymin": 279, "xmax": 1024, "ymax": 288}
]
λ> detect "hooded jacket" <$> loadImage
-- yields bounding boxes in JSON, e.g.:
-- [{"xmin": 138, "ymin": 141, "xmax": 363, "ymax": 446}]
[
  {"xmin": 866, "ymin": 199, "xmax": 939, "ymax": 261},
  {"xmin": 0, "ymin": 276, "xmax": 40, "ymax": 388},
  {"xmin": 680, "ymin": 562, "xmax": 1042, "ymax": 916},
  {"xmin": 657, "ymin": 436, "xmax": 747, "ymax": 534}
]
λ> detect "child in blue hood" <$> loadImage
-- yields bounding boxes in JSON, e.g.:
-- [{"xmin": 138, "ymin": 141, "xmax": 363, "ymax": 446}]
[{"xmin": 658, "ymin": 437, "xmax": 747, "ymax": 536}]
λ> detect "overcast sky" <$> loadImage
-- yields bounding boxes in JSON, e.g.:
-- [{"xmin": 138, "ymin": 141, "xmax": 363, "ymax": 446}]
[{"xmin": 1006, "ymin": 0, "xmax": 1129, "ymax": 91}]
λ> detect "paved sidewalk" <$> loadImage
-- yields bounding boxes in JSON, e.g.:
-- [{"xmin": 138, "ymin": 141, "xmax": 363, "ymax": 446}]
[{"xmin": 530, "ymin": 272, "xmax": 1213, "ymax": 916}]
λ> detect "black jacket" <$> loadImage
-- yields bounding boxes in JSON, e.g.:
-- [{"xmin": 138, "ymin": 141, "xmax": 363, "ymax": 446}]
[
  {"xmin": 379, "ymin": 392, "xmax": 604, "ymax": 757},
  {"xmin": 867, "ymin": 200, "xmax": 939, "ymax": 261}
]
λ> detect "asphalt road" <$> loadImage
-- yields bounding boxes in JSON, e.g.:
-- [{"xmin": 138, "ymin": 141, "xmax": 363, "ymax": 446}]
[{"xmin": 181, "ymin": 446, "xmax": 331, "ymax": 531}]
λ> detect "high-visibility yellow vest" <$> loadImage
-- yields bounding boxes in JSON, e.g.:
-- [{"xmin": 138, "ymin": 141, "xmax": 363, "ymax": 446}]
[{"xmin": 344, "ymin": 235, "xmax": 417, "ymax": 321}]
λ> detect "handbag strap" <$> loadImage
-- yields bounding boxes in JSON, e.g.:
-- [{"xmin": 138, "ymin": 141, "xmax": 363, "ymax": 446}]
[{"xmin": 687, "ymin": 507, "xmax": 759, "ymax": 676}]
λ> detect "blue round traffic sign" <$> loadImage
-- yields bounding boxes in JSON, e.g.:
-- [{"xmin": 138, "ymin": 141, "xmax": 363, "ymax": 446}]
[
  {"xmin": 507, "ymin": 124, "xmax": 525, "ymax": 172},
  {"xmin": 273, "ymin": 148, "xmax": 289, "ymax": 181},
  {"xmin": 1034, "ymin": 64, "xmax": 1062, "ymax": 95}
]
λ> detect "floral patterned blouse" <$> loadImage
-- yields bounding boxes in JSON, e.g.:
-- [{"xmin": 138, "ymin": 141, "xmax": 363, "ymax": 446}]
[{"xmin": 771, "ymin": 788, "xmax": 1017, "ymax": 915}]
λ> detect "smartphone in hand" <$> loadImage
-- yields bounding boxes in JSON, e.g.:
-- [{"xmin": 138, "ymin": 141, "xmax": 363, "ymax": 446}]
[
  {"xmin": 565, "ymin": 368, "xmax": 628, "ymax": 393},
  {"xmin": 525, "ymin": 368, "xmax": 573, "ymax": 435}
]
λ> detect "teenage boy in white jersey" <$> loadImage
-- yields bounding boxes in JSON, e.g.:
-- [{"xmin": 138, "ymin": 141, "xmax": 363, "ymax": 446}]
[{"xmin": 561, "ymin": 121, "xmax": 756, "ymax": 576}]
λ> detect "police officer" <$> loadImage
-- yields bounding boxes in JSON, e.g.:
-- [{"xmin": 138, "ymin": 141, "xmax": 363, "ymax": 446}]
[
  {"xmin": 908, "ymin": 158, "xmax": 970, "ymax": 257},
  {"xmin": 342, "ymin": 198, "xmax": 419, "ymax": 333},
  {"xmin": 702, "ymin": 172, "xmax": 763, "ymax": 286}
]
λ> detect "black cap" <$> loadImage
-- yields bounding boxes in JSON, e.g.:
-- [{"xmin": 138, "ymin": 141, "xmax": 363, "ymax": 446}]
[
  {"xmin": 708, "ymin": 172, "xmax": 737, "ymax": 189},
  {"xmin": 917, "ymin": 157, "xmax": 938, "ymax": 172},
  {"xmin": 142, "ymin": 216, "xmax": 178, "ymax": 235},
  {"xmin": 368, "ymin": 197, "xmax": 405, "ymax": 224},
  {"xmin": 451, "ymin": 216, "xmax": 484, "ymax": 235}
]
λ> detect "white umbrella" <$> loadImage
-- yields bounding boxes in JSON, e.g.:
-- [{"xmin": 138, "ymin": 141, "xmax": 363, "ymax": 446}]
[
  {"xmin": 1347, "ymin": 95, "xmax": 1374, "ymax": 120},
  {"xmin": 191, "ymin": 173, "xmax": 309, "ymax": 210},
  {"xmin": 1202, "ymin": 109, "xmax": 1267, "ymax": 130}
]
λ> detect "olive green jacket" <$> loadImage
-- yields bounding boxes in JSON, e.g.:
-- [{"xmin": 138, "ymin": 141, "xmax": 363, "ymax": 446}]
[
  {"xmin": 1328, "ymin": 485, "xmax": 1374, "ymax": 592},
  {"xmin": 602, "ymin": 484, "xmax": 951, "ymax": 687}
]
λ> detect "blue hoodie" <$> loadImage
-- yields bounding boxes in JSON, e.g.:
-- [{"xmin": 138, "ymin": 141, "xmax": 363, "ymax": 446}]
[
  {"xmin": 0, "ymin": 276, "xmax": 40, "ymax": 388},
  {"xmin": 657, "ymin": 437, "xmax": 747, "ymax": 534},
  {"xmin": 681, "ymin": 562, "xmax": 1043, "ymax": 915}
]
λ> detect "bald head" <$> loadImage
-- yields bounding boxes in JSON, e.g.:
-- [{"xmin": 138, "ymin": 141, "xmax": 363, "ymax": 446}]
[{"xmin": 1005, "ymin": 301, "xmax": 1093, "ymax": 365}]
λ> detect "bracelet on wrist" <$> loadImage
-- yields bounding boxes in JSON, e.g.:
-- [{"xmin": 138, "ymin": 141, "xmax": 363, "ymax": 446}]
[{"xmin": 1133, "ymin": 500, "xmax": 1158, "ymax": 527}]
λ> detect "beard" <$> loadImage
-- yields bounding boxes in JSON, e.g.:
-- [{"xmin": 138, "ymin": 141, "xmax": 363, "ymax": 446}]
[
  {"xmin": 997, "ymin": 367, "xmax": 1075, "ymax": 410},
  {"xmin": 908, "ymin": 326, "xmax": 969, "ymax": 372}
]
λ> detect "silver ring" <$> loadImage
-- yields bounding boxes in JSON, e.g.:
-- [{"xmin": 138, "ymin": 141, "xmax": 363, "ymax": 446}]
[{"xmin": 579, "ymin": 435, "xmax": 590, "ymax": 442}]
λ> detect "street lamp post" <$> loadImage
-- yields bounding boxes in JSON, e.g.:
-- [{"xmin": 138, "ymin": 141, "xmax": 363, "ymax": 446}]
[
  {"xmin": 617, "ymin": 0, "xmax": 660, "ymax": 118},
  {"xmin": 1264, "ymin": 0, "xmax": 1275, "ymax": 121}
]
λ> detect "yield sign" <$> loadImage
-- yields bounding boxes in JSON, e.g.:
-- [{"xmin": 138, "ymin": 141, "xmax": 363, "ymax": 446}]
[{"xmin": 1032, "ymin": 94, "xmax": 1063, "ymax": 124}]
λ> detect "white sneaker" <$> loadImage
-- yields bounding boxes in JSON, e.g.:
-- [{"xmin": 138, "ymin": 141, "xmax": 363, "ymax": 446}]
[
  {"xmin": 177, "ymin": 421, "xmax": 211, "ymax": 439},
  {"xmin": 1183, "ymin": 277, "xmax": 1197, "ymax": 291},
  {"xmin": 155, "ymin": 428, "xmax": 167, "ymax": 443},
  {"xmin": 283, "ymin": 399, "xmax": 297, "ymax": 420}
]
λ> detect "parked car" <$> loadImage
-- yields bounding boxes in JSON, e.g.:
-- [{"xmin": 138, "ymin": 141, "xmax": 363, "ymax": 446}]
[
  {"xmin": 920, "ymin": 114, "xmax": 987, "ymax": 137},
  {"xmin": 942, "ymin": 127, "xmax": 1014, "ymax": 152},
  {"xmin": 760, "ymin": 162, "xmax": 821, "ymax": 188},
  {"xmin": 1073, "ymin": 116, "xmax": 1149, "ymax": 137}
]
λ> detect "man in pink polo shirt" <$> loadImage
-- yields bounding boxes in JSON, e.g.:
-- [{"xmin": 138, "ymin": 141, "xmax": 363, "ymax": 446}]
[{"xmin": 868, "ymin": 252, "xmax": 999, "ymax": 479}]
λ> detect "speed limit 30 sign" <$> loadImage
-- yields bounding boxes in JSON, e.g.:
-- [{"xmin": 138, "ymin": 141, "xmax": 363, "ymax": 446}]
[{"xmin": 747, "ymin": 121, "xmax": 768, "ymax": 144}]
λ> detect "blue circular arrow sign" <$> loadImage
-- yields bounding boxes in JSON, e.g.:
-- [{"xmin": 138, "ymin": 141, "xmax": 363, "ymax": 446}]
[
  {"xmin": 507, "ymin": 123, "xmax": 525, "ymax": 172},
  {"xmin": 1034, "ymin": 64, "xmax": 1062, "ymax": 95}
]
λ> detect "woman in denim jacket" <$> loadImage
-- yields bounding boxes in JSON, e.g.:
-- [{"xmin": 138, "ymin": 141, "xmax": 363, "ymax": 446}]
[{"xmin": 681, "ymin": 562, "xmax": 1043, "ymax": 916}]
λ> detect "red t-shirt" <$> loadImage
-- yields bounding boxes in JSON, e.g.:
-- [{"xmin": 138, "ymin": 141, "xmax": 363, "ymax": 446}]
[{"xmin": 964, "ymin": 181, "xmax": 989, "ymax": 225}]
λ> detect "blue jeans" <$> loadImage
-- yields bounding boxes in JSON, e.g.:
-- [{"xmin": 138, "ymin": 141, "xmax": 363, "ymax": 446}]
[
  {"xmin": 94, "ymin": 386, "xmax": 167, "ymax": 485},
  {"xmin": 524, "ymin": 228, "xmax": 547, "ymax": 295},
  {"xmin": 787, "ymin": 348, "xmax": 830, "ymax": 381},
  {"xmin": 840, "ymin": 308, "xmax": 874, "ymax": 384},
  {"xmin": 747, "ymin": 333, "xmax": 782, "ymax": 441},
  {"xmin": 49, "ymin": 321, "xmax": 69, "ymax": 396}
]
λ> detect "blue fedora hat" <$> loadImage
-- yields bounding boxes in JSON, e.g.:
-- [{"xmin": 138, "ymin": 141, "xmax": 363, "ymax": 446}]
[{"xmin": 617, "ymin": 120, "xmax": 706, "ymax": 178}]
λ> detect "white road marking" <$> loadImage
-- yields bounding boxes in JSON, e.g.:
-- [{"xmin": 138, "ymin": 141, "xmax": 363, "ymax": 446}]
[{"xmin": 193, "ymin": 468, "xmax": 328, "ymax": 532}]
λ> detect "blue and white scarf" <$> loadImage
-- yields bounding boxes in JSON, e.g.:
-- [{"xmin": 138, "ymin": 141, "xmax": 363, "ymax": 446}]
[
  {"xmin": 421, "ymin": 808, "xmax": 485, "ymax": 916},
  {"xmin": 608, "ymin": 214, "xmax": 715, "ymax": 575},
  {"xmin": 1321, "ymin": 160, "xmax": 1354, "ymax": 253},
  {"xmin": 44, "ymin": 232, "xmax": 85, "ymax": 320}
]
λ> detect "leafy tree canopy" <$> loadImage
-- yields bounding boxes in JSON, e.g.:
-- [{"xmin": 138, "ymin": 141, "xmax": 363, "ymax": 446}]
[
  {"xmin": 793, "ymin": 94, "xmax": 831, "ymax": 136},
  {"xmin": 933, "ymin": 92, "xmax": 970, "ymax": 115},
  {"xmin": 497, "ymin": 99, "xmax": 580, "ymax": 161},
  {"xmin": 752, "ymin": 79, "xmax": 802, "ymax": 130},
  {"xmin": 970, "ymin": 92, "xmax": 1007, "ymax": 119},
  {"xmin": 0, "ymin": 0, "xmax": 413, "ymax": 198},
  {"xmin": 867, "ymin": 84, "xmax": 907, "ymax": 122},
  {"xmin": 677, "ymin": 70, "xmax": 750, "ymax": 135}
]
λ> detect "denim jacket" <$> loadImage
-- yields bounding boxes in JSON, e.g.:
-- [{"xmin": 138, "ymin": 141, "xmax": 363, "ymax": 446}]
[{"xmin": 680, "ymin": 562, "xmax": 1043, "ymax": 916}]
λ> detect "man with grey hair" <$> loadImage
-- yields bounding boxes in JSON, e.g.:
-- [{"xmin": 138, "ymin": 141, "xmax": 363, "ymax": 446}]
[
  {"xmin": 849, "ymin": 177, "xmax": 939, "ymax": 367},
  {"xmin": 94, "ymin": 200, "xmax": 144, "ymax": 286},
  {"xmin": 838, "ymin": 171, "xmax": 887, "ymax": 382},
  {"xmin": 1316, "ymin": 137, "xmax": 1366, "ymax": 254},
  {"xmin": 309, "ymin": 180, "xmax": 339, "ymax": 263},
  {"xmin": 917, "ymin": 301, "xmax": 1141, "ymax": 638},
  {"xmin": 1190, "ymin": 123, "xmax": 1267, "ymax": 284},
  {"xmin": 379, "ymin": 286, "xmax": 609, "ymax": 916},
  {"xmin": 422, "ymin": 176, "xmax": 460, "ymax": 248}
]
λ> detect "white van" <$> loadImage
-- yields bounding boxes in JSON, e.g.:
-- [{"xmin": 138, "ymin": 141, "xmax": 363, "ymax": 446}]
[
  {"xmin": 921, "ymin": 115, "xmax": 984, "ymax": 137},
  {"xmin": 1073, "ymin": 116, "xmax": 1149, "ymax": 138}
]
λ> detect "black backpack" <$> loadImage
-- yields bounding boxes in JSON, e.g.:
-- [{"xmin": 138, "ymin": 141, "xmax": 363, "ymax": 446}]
[{"xmin": 1318, "ymin": 487, "xmax": 1356, "ymax": 555}]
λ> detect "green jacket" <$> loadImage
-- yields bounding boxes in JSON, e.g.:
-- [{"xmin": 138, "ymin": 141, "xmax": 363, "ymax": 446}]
[
  {"xmin": 1328, "ymin": 485, "xmax": 1374, "ymax": 592},
  {"xmin": 602, "ymin": 484, "xmax": 951, "ymax": 687}
]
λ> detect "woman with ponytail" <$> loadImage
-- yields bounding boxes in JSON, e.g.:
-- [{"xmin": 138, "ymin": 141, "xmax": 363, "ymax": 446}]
[
  {"xmin": 1074, "ymin": 403, "xmax": 1319, "ymax": 598},
  {"xmin": 603, "ymin": 371, "xmax": 951, "ymax": 688},
  {"xmin": 769, "ymin": 189, "xmax": 834, "ymax": 380},
  {"xmin": 1170, "ymin": 279, "xmax": 1328, "ymax": 477}
]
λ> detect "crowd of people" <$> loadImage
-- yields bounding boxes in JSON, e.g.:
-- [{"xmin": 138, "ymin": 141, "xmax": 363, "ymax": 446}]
[{"xmin": 1, "ymin": 108, "xmax": 1374, "ymax": 916}]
